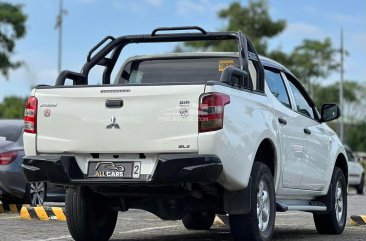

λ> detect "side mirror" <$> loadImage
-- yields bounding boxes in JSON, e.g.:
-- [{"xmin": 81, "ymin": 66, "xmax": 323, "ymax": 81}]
[
  {"xmin": 220, "ymin": 66, "xmax": 250, "ymax": 89},
  {"xmin": 321, "ymin": 103, "xmax": 341, "ymax": 122}
]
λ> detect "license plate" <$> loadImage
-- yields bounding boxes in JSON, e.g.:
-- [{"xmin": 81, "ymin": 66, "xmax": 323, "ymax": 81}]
[{"xmin": 88, "ymin": 161, "xmax": 141, "ymax": 178}]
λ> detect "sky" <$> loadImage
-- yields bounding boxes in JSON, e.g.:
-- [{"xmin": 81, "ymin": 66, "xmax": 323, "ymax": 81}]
[{"xmin": 0, "ymin": 0, "xmax": 365, "ymax": 101}]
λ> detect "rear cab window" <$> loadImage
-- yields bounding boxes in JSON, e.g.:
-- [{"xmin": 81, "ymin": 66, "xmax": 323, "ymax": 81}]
[{"xmin": 116, "ymin": 57, "xmax": 240, "ymax": 85}]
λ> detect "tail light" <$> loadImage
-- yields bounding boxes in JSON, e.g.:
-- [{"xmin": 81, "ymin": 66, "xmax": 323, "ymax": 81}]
[
  {"xmin": 0, "ymin": 151, "xmax": 18, "ymax": 165},
  {"xmin": 198, "ymin": 92, "xmax": 230, "ymax": 133},
  {"xmin": 24, "ymin": 96, "xmax": 38, "ymax": 134}
]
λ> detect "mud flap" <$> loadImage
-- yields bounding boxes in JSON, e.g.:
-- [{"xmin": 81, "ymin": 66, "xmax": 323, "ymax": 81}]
[{"xmin": 224, "ymin": 177, "xmax": 251, "ymax": 214}]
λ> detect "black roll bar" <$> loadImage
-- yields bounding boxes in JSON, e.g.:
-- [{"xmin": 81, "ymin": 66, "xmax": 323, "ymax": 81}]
[
  {"xmin": 151, "ymin": 26, "xmax": 207, "ymax": 36},
  {"xmin": 55, "ymin": 26, "xmax": 265, "ymax": 91},
  {"xmin": 87, "ymin": 36, "xmax": 115, "ymax": 62}
]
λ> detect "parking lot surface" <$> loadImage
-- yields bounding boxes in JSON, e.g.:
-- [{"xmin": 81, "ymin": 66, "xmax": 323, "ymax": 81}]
[{"xmin": 0, "ymin": 192, "xmax": 365, "ymax": 241}]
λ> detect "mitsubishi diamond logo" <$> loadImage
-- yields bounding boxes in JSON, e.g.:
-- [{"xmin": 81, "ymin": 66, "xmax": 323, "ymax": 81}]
[{"xmin": 106, "ymin": 116, "xmax": 120, "ymax": 129}]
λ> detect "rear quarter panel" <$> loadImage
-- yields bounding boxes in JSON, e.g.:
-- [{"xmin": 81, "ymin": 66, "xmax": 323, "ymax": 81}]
[{"xmin": 199, "ymin": 84, "xmax": 279, "ymax": 191}]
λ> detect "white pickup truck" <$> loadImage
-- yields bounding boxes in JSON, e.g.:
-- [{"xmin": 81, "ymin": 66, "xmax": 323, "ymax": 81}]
[{"xmin": 23, "ymin": 26, "xmax": 348, "ymax": 241}]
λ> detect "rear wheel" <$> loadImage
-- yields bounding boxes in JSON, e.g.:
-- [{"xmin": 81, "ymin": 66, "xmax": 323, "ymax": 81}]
[
  {"xmin": 182, "ymin": 211, "xmax": 215, "ymax": 230},
  {"xmin": 313, "ymin": 167, "xmax": 347, "ymax": 234},
  {"xmin": 356, "ymin": 175, "xmax": 364, "ymax": 195},
  {"xmin": 229, "ymin": 162, "xmax": 275, "ymax": 241},
  {"xmin": 66, "ymin": 186, "xmax": 118, "ymax": 241}
]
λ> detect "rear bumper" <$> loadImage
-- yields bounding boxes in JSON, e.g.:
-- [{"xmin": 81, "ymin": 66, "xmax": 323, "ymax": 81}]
[{"xmin": 22, "ymin": 154, "xmax": 223, "ymax": 186}]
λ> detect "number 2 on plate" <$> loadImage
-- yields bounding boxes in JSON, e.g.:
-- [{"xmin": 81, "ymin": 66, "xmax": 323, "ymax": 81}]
[{"xmin": 133, "ymin": 162, "xmax": 141, "ymax": 178}]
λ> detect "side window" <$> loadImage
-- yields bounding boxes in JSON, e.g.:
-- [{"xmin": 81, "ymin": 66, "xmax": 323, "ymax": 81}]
[
  {"xmin": 265, "ymin": 69, "xmax": 291, "ymax": 108},
  {"xmin": 288, "ymin": 80, "xmax": 315, "ymax": 119}
]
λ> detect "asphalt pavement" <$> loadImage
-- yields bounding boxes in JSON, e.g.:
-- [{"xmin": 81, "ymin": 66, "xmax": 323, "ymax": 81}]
[{"xmin": 0, "ymin": 191, "xmax": 365, "ymax": 241}]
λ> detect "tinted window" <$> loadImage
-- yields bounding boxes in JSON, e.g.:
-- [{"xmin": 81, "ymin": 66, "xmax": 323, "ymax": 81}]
[
  {"xmin": 288, "ymin": 81, "xmax": 315, "ymax": 119},
  {"xmin": 117, "ymin": 57, "xmax": 239, "ymax": 84},
  {"xmin": 346, "ymin": 149, "xmax": 355, "ymax": 162},
  {"xmin": 265, "ymin": 69, "xmax": 291, "ymax": 108},
  {"xmin": 0, "ymin": 124, "xmax": 23, "ymax": 142}
]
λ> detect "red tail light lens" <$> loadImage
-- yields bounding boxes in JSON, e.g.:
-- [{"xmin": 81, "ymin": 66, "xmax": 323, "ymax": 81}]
[
  {"xmin": 198, "ymin": 92, "xmax": 230, "ymax": 133},
  {"xmin": 24, "ymin": 96, "xmax": 38, "ymax": 134},
  {"xmin": 0, "ymin": 151, "xmax": 18, "ymax": 165}
]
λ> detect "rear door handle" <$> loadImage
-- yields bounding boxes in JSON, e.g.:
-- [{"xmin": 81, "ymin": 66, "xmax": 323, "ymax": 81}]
[
  {"xmin": 278, "ymin": 118, "xmax": 287, "ymax": 125},
  {"xmin": 106, "ymin": 99, "xmax": 123, "ymax": 108},
  {"xmin": 304, "ymin": 128, "xmax": 311, "ymax": 135}
]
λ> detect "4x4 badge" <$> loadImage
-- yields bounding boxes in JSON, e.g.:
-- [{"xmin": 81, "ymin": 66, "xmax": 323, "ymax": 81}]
[{"xmin": 106, "ymin": 116, "xmax": 120, "ymax": 129}]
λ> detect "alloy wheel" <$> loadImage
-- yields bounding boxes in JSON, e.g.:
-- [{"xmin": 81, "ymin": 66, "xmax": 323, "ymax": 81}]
[
  {"xmin": 257, "ymin": 179, "xmax": 270, "ymax": 232},
  {"xmin": 335, "ymin": 180, "xmax": 343, "ymax": 222},
  {"xmin": 30, "ymin": 182, "xmax": 45, "ymax": 206}
]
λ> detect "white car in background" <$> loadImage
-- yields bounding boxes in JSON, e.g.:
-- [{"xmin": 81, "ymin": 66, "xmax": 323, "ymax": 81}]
[{"xmin": 346, "ymin": 146, "xmax": 365, "ymax": 194}]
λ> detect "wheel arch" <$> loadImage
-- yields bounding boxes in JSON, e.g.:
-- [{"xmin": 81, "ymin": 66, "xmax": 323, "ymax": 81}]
[
  {"xmin": 254, "ymin": 138, "xmax": 277, "ymax": 183},
  {"xmin": 335, "ymin": 153, "xmax": 348, "ymax": 185}
]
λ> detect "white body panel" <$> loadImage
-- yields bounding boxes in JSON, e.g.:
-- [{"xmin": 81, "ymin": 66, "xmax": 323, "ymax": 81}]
[
  {"xmin": 34, "ymin": 85, "xmax": 204, "ymax": 154},
  {"xmin": 199, "ymin": 84, "xmax": 277, "ymax": 191}
]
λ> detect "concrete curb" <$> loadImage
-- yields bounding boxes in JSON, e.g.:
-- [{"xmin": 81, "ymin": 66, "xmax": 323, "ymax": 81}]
[
  {"xmin": 20, "ymin": 206, "xmax": 66, "ymax": 221},
  {"xmin": 350, "ymin": 215, "xmax": 366, "ymax": 226},
  {"xmin": 0, "ymin": 204, "xmax": 25, "ymax": 213}
]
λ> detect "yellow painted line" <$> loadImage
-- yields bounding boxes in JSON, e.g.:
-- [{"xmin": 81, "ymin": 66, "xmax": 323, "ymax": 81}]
[
  {"xmin": 9, "ymin": 204, "xmax": 18, "ymax": 213},
  {"xmin": 52, "ymin": 207, "xmax": 66, "ymax": 221},
  {"xmin": 34, "ymin": 206, "xmax": 50, "ymax": 221},
  {"xmin": 19, "ymin": 206, "xmax": 31, "ymax": 221}
]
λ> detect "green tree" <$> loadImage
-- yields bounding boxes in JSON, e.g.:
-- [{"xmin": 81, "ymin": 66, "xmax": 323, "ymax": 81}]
[
  {"xmin": 183, "ymin": 0, "xmax": 286, "ymax": 55},
  {"xmin": 312, "ymin": 81, "xmax": 359, "ymax": 108},
  {"xmin": 180, "ymin": 1, "xmax": 341, "ymax": 93},
  {"xmin": 0, "ymin": 96, "xmax": 26, "ymax": 118},
  {"xmin": 0, "ymin": 2, "xmax": 27, "ymax": 78},
  {"xmin": 347, "ymin": 122, "xmax": 366, "ymax": 151},
  {"xmin": 285, "ymin": 38, "xmax": 339, "ymax": 95}
]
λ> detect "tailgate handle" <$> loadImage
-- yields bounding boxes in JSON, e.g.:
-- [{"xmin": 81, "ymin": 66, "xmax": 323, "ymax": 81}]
[{"xmin": 106, "ymin": 99, "xmax": 123, "ymax": 108}]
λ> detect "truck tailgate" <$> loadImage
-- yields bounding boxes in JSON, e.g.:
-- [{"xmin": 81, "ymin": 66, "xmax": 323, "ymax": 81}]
[{"xmin": 35, "ymin": 85, "xmax": 204, "ymax": 154}]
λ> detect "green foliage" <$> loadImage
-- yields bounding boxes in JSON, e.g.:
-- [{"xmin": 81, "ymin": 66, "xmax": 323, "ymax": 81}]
[
  {"xmin": 347, "ymin": 122, "xmax": 366, "ymax": 152},
  {"xmin": 184, "ymin": 0, "xmax": 286, "ymax": 55},
  {"xmin": 312, "ymin": 81, "xmax": 359, "ymax": 108},
  {"xmin": 0, "ymin": 96, "xmax": 26, "ymax": 118},
  {"xmin": 0, "ymin": 2, "xmax": 27, "ymax": 78},
  {"xmin": 284, "ymin": 38, "xmax": 339, "ymax": 88}
]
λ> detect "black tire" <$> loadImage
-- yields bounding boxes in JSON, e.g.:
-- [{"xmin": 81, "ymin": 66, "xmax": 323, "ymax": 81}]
[
  {"xmin": 229, "ymin": 162, "xmax": 275, "ymax": 241},
  {"xmin": 313, "ymin": 167, "xmax": 347, "ymax": 234},
  {"xmin": 356, "ymin": 175, "xmax": 364, "ymax": 195},
  {"xmin": 182, "ymin": 211, "xmax": 215, "ymax": 230},
  {"xmin": 65, "ymin": 186, "xmax": 118, "ymax": 241}
]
